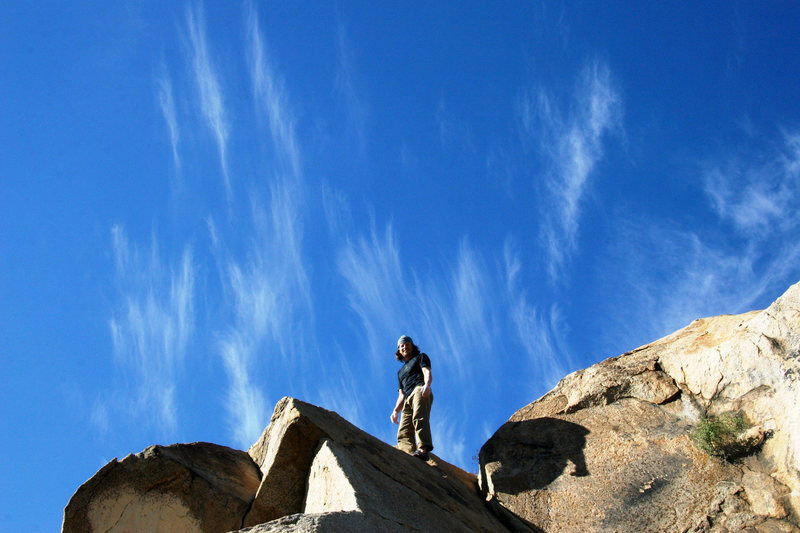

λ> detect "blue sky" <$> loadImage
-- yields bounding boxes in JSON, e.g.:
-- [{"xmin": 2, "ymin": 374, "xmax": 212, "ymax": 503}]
[{"xmin": 2, "ymin": 2, "xmax": 800, "ymax": 530}]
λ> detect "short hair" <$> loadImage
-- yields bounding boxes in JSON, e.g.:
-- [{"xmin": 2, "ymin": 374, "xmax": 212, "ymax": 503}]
[{"xmin": 395, "ymin": 342, "xmax": 420, "ymax": 361}]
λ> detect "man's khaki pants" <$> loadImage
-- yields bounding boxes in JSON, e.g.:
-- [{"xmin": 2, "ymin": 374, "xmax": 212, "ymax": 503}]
[{"xmin": 397, "ymin": 386, "xmax": 434, "ymax": 454}]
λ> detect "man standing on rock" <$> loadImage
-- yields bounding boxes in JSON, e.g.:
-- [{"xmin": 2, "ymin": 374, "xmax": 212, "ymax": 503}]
[{"xmin": 390, "ymin": 335, "xmax": 434, "ymax": 460}]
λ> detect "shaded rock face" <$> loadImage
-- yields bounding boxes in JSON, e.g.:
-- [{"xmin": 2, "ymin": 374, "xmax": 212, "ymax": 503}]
[
  {"xmin": 62, "ymin": 442, "xmax": 261, "ymax": 533},
  {"xmin": 480, "ymin": 280, "xmax": 800, "ymax": 532}
]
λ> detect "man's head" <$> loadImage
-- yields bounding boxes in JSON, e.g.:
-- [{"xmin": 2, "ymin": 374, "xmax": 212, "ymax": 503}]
[{"xmin": 396, "ymin": 335, "xmax": 418, "ymax": 361}]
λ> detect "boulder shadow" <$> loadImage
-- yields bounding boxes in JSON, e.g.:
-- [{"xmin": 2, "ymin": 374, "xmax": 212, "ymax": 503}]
[{"xmin": 481, "ymin": 418, "xmax": 590, "ymax": 495}]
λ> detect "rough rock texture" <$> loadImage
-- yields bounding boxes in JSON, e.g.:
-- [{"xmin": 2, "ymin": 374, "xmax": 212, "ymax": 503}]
[
  {"xmin": 240, "ymin": 397, "xmax": 516, "ymax": 532},
  {"xmin": 236, "ymin": 511, "xmax": 399, "ymax": 532},
  {"xmin": 62, "ymin": 442, "xmax": 261, "ymax": 533},
  {"xmin": 480, "ymin": 280, "xmax": 800, "ymax": 532}
]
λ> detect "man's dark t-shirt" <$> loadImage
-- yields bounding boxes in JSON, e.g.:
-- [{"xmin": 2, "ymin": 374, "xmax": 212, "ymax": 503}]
[{"xmin": 397, "ymin": 353, "xmax": 431, "ymax": 397}]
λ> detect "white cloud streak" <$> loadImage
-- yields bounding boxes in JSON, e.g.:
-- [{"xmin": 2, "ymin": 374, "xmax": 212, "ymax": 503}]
[
  {"xmin": 337, "ymin": 224, "xmax": 407, "ymax": 372},
  {"xmin": 504, "ymin": 240, "xmax": 570, "ymax": 391},
  {"xmin": 108, "ymin": 225, "xmax": 195, "ymax": 435},
  {"xmin": 247, "ymin": 4, "xmax": 301, "ymax": 179},
  {"xmin": 243, "ymin": 3, "xmax": 312, "ymax": 342},
  {"xmin": 601, "ymin": 221, "xmax": 769, "ymax": 349},
  {"xmin": 321, "ymin": 182, "xmax": 352, "ymax": 237},
  {"xmin": 217, "ymin": 331, "xmax": 268, "ymax": 449},
  {"xmin": 212, "ymin": 188, "xmax": 313, "ymax": 448},
  {"xmin": 522, "ymin": 61, "xmax": 622, "ymax": 281},
  {"xmin": 415, "ymin": 240, "xmax": 495, "ymax": 385},
  {"xmin": 157, "ymin": 68, "xmax": 181, "ymax": 173},
  {"xmin": 704, "ymin": 131, "xmax": 800, "ymax": 238},
  {"xmin": 431, "ymin": 408, "xmax": 468, "ymax": 470},
  {"xmin": 206, "ymin": 6, "xmax": 314, "ymax": 448},
  {"xmin": 311, "ymin": 350, "xmax": 366, "ymax": 431},
  {"xmin": 186, "ymin": 3, "xmax": 232, "ymax": 202},
  {"xmin": 90, "ymin": 401, "xmax": 110, "ymax": 436},
  {"xmin": 695, "ymin": 130, "xmax": 800, "ymax": 309},
  {"xmin": 334, "ymin": 24, "xmax": 368, "ymax": 156},
  {"xmin": 602, "ymin": 128, "xmax": 800, "ymax": 350}
]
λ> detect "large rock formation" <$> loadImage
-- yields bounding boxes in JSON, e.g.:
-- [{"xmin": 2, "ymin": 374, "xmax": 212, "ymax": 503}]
[
  {"xmin": 479, "ymin": 280, "xmax": 800, "ymax": 532},
  {"xmin": 63, "ymin": 280, "xmax": 800, "ymax": 532},
  {"xmin": 63, "ymin": 398, "xmax": 512, "ymax": 532}
]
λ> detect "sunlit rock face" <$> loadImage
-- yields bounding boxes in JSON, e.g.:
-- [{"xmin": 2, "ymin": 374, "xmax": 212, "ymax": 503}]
[
  {"xmin": 62, "ymin": 442, "xmax": 262, "ymax": 533},
  {"xmin": 479, "ymin": 280, "xmax": 800, "ymax": 532}
]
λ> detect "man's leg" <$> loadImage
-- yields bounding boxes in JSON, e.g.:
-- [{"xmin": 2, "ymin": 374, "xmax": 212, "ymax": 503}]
[
  {"xmin": 396, "ymin": 397, "xmax": 416, "ymax": 454},
  {"xmin": 411, "ymin": 386, "xmax": 434, "ymax": 452}
]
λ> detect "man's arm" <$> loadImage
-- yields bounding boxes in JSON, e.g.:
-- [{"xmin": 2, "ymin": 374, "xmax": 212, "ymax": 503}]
[
  {"xmin": 390, "ymin": 388, "xmax": 405, "ymax": 423},
  {"xmin": 420, "ymin": 367, "xmax": 433, "ymax": 397}
]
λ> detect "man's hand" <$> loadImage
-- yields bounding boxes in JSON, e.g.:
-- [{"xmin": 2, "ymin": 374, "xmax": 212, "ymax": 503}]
[
  {"xmin": 391, "ymin": 389, "xmax": 404, "ymax": 424},
  {"xmin": 420, "ymin": 384, "xmax": 432, "ymax": 397}
]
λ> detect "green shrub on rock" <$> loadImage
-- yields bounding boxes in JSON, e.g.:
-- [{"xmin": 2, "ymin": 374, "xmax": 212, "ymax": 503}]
[{"xmin": 691, "ymin": 411, "xmax": 760, "ymax": 462}]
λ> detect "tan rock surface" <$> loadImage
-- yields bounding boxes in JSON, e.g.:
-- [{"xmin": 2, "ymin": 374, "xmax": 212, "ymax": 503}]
[
  {"xmin": 62, "ymin": 442, "xmax": 261, "ymax": 533},
  {"xmin": 656, "ymin": 282, "xmax": 800, "ymax": 508},
  {"xmin": 243, "ymin": 397, "xmax": 518, "ymax": 532},
  {"xmin": 480, "ymin": 280, "xmax": 800, "ymax": 532}
]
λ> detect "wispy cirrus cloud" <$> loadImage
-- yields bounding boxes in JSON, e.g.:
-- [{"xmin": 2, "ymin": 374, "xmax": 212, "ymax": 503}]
[
  {"xmin": 157, "ymin": 66, "xmax": 181, "ymax": 173},
  {"xmin": 108, "ymin": 225, "xmax": 195, "ymax": 435},
  {"xmin": 503, "ymin": 239, "xmax": 571, "ymax": 391},
  {"xmin": 246, "ymin": 3, "xmax": 301, "ymax": 179},
  {"xmin": 206, "ymin": 6, "xmax": 314, "ymax": 448},
  {"xmin": 600, "ymin": 128, "xmax": 800, "ymax": 352},
  {"xmin": 414, "ymin": 240, "xmax": 495, "ymax": 385},
  {"xmin": 243, "ymin": 2, "xmax": 312, "ymax": 350},
  {"xmin": 217, "ymin": 320, "xmax": 268, "ymax": 449},
  {"xmin": 244, "ymin": 2, "xmax": 310, "ymax": 313},
  {"xmin": 704, "ymin": 131, "xmax": 800, "ymax": 238},
  {"xmin": 521, "ymin": 61, "xmax": 622, "ymax": 281},
  {"xmin": 337, "ymin": 223, "xmax": 408, "ymax": 372},
  {"xmin": 186, "ymin": 3, "xmax": 231, "ymax": 201},
  {"xmin": 783, "ymin": 132, "xmax": 800, "ymax": 175},
  {"xmin": 600, "ymin": 220, "xmax": 758, "ymax": 347},
  {"xmin": 430, "ymin": 408, "xmax": 467, "ymax": 470},
  {"xmin": 210, "ymin": 184, "xmax": 313, "ymax": 447},
  {"xmin": 311, "ymin": 350, "xmax": 366, "ymax": 431},
  {"xmin": 337, "ymin": 226, "xmax": 487, "ymax": 464},
  {"xmin": 321, "ymin": 182, "xmax": 352, "ymax": 237},
  {"xmin": 334, "ymin": 24, "xmax": 368, "ymax": 156},
  {"xmin": 696, "ymin": 129, "xmax": 800, "ymax": 306},
  {"xmin": 337, "ymin": 230, "xmax": 493, "ymax": 379}
]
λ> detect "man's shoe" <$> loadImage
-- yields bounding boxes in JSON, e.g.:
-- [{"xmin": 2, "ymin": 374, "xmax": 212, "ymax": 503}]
[{"xmin": 412, "ymin": 449, "xmax": 430, "ymax": 461}]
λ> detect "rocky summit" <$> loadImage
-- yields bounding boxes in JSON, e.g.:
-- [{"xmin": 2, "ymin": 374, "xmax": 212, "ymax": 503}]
[
  {"xmin": 63, "ymin": 281, "xmax": 800, "ymax": 532},
  {"xmin": 63, "ymin": 397, "xmax": 508, "ymax": 533},
  {"xmin": 480, "ymin": 280, "xmax": 800, "ymax": 532}
]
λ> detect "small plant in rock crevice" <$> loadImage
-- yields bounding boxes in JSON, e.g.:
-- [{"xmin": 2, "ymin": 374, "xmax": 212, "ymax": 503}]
[{"xmin": 691, "ymin": 411, "xmax": 760, "ymax": 462}]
